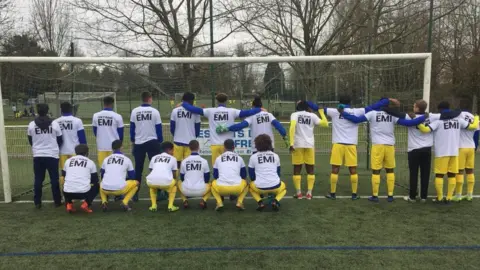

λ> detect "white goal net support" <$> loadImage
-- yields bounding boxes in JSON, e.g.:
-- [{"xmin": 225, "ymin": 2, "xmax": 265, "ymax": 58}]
[{"xmin": 0, "ymin": 54, "xmax": 432, "ymax": 202}]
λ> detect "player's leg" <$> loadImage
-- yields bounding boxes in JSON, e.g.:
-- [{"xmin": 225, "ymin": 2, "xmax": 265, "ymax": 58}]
[
  {"xmin": 211, "ymin": 145, "xmax": 223, "ymax": 166},
  {"xmin": 148, "ymin": 184, "xmax": 159, "ymax": 211},
  {"xmin": 46, "ymin": 157, "xmax": 62, "ymax": 206},
  {"xmin": 59, "ymin": 155, "xmax": 70, "ymax": 187},
  {"xmin": 211, "ymin": 180, "xmax": 224, "ymax": 209},
  {"xmin": 345, "ymin": 145, "xmax": 359, "ymax": 200},
  {"xmin": 236, "ymin": 180, "xmax": 249, "ymax": 209},
  {"xmin": 83, "ymin": 183, "xmax": 99, "ymax": 211},
  {"xmin": 384, "ymin": 146, "xmax": 396, "ymax": 202},
  {"xmin": 249, "ymin": 182, "xmax": 267, "ymax": 211},
  {"xmin": 304, "ymin": 148, "xmax": 315, "ymax": 200},
  {"xmin": 176, "ymin": 180, "xmax": 189, "ymax": 208},
  {"xmin": 464, "ymin": 149, "xmax": 475, "ymax": 201},
  {"xmin": 419, "ymin": 149, "xmax": 432, "ymax": 201},
  {"xmin": 269, "ymin": 182, "xmax": 287, "ymax": 211},
  {"xmin": 455, "ymin": 148, "xmax": 467, "ymax": 201},
  {"xmin": 369, "ymin": 145, "xmax": 383, "ymax": 202},
  {"xmin": 200, "ymin": 183, "xmax": 211, "ymax": 209},
  {"xmin": 292, "ymin": 148, "xmax": 304, "ymax": 199},
  {"xmin": 406, "ymin": 150, "xmax": 420, "ymax": 201},
  {"xmin": 33, "ymin": 157, "xmax": 47, "ymax": 208},
  {"xmin": 120, "ymin": 180, "xmax": 139, "ymax": 211},
  {"xmin": 173, "ymin": 144, "xmax": 185, "ymax": 178},
  {"xmin": 165, "ymin": 180, "xmax": 179, "ymax": 212},
  {"xmin": 132, "ymin": 143, "xmax": 147, "ymax": 201},
  {"xmin": 328, "ymin": 144, "xmax": 343, "ymax": 199},
  {"xmin": 97, "ymin": 151, "xmax": 112, "ymax": 167},
  {"xmin": 434, "ymin": 157, "xmax": 448, "ymax": 201},
  {"xmin": 446, "ymin": 156, "xmax": 459, "ymax": 202},
  {"xmin": 63, "ymin": 192, "xmax": 76, "ymax": 213}
]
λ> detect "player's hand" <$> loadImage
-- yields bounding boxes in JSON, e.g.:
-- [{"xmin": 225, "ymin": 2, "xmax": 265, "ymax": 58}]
[
  {"xmin": 289, "ymin": 146, "xmax": 295, "ymax": 153},
  {"xmin": 388, "ymin": 98, "xmax": 400, "ymax": 107},
  {"xmin": 283, "ymin": 136, "xmax": 290, "ymax": 148},
  {"xmin": 216, "ymin": 124, "xmax": 229, "ymax": 134}
]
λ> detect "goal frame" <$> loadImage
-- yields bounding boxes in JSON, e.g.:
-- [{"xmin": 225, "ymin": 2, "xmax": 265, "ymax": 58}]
[{"xmin": 0, "ymin": 53, "xmax": 432, "ymax": 202}]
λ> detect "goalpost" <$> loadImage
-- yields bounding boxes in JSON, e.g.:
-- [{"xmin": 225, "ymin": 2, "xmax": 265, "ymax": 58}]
[{"xmin": 0, "ymin": 53, "xmax": 432, "ymax": 203}]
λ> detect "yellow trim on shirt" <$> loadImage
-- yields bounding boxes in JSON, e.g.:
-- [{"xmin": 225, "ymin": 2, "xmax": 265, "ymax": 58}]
[{"xmin": 289, "ymin": 120, "xmax": 297, "ymax": 147}]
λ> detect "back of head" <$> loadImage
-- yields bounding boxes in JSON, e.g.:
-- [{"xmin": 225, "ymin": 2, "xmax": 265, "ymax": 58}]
[
  {"xmin": 142, "ymin": 91, "xmax": 152, "ymax": 103},
  {"xmin": 224, "ymin": 139, "xmax": 235, "ymax": 151},
  {"xmin": 103, "ymin": 96, "xmax": 114, "ymax": 107},
  {"xmin": 338, "ymin": 95, "xmax": 351, "ymax": 105},
  {"xmin": 437, "ymin": 101, "xmax": 450, "ymax": 112},
  {"xmin": 60, "ymin": 102, "xmax": 73, "ymax": 114},
  {"xmin": 75, "ymin": 144, "xmax": 89, "ymax": 156},
  {"xmin": 252, "ymin": 96, "xmax": 262, "ymax": 108},
  {"xmin": 160, "ymin": 141, "xmax": 174, "ymax": 153},
  {"xmin": 189, "ymin": 140, "xmax": 200, "ymax": 152},
  {"xmin": 296, "ymin": 100, "xmax": 308, "ymax": 111},
  {"xmin": 111, "ymin": 140, "xmax": 123, "ymax": 151},
  {"xmin": 458, "ymin": 97, "xmax": 472, "ymax": 112},
  {"xmin": 36, "ymin": 103, "xmax": 49, "ymax": 116},
  {"xmin": 254, "ymin": 134, "xmax": 272, "ymax": 152},
  {"xmin": 216, "ymin": 93, "xmax": 228, "ymax": 104},
  {"xmin": 415, "ymin": 99, "xmax": 428, "ymax": 114},
  {"xmin": 182, "ymin": 92, "xmax": 195, "ymax": 104}
]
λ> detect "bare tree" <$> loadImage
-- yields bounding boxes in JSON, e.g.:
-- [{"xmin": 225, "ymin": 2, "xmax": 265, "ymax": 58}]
[{"xmin": 0, "ymin": 0, "xmax": 13, "ymax": 41}]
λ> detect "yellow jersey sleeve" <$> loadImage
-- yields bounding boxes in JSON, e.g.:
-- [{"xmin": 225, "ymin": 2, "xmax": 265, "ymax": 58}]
[
  {"xmin": 319, "ymin": 109, "xmax": 329, "ymax": 128},
  {"xmin": 417, "ymin": 124, "xmax": 431, "ymax": 133},
  {"xmin": 467, "ymin": 115, "xmax": 479, "ymax": 131}
]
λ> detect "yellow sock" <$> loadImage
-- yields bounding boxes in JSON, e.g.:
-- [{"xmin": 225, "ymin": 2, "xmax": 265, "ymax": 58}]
[
  {"xmin": 168, "ymin": 186, "xmax": 177, "ymax": 208},
  {"xmin": 293, "ymin": 175, "xmax": 301, "ymax": 193},
  {"xmin": 123, "ymin": 186, "xmax": 138, "ymax": 205},
  {"xmin": 149, "ymin": 188, "xmax": 157, "ymax": 207},
  {"xmin": 350, "ymin": 174, "xmax": 358, "ymax": 194},
  {"xmin": 435, "ymin": 177, "xmax": 444, "ymax": 200},
  {"xmin": 386, "ymin": 173, "xmax": 395, "ymax": 196},
  {"xmin": 100, "ymin": 189, "xmax": 108, "ymax": 204},
  {"xmin": 455, "ymin": 174, "xmax": 464, "ymax": 196},
  {"xmin": 371, "ymin": 174, "xmax": 380, "ymax": 196},
  {"xmin": 202, "ymin": 184, "xmax": 211, "ymax": 201},
  {"xmin": 467, "ymin": 174, "xmax": 475, "ymax": 196},
  {"xmin": 446, "ymin": 177, "xmax": 456, "ymax": 200},
  {"xmin": 275, "ymin": 183, "xmax": 287, "ymax": 202},
  {"xmin": 307, "ymin": 174, "xmax": 315, "ymax": 193},
  {"xmin": 330, "ymin": 173, "xmax": 338, "ymax": 193},
  {"xmin": 237, "ymin": 183, "xmax": 249, "ymax": 204},
  {"xmin": 211, "ymin": 183, "xmax": 224, "ymax": 206},
  {"xmin": 249, "ymin": 186, "xmax": 262, "ymax": 202}
]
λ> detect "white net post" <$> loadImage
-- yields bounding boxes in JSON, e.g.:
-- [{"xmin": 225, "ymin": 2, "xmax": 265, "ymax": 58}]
[{"xmin": 0, "ymin": 65, "xmax": 12, "ymax": 203}]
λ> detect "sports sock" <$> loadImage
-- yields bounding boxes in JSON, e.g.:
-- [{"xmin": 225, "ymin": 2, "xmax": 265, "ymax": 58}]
[
  {"xmin": 100, "ymin": 189, "xmax": 108, "ymax": 204},
  {"xmin": 350, "ymin": 174, "xmax": 358, "ymax": 194},
  {"xmin": 446, "ymin": 177, "xmax": 456, "ymax": 201},
  {"xmin": 149, "ymin": 188, "xmax": 157, "ymax": 207},
  {"xmin": 211, "ymin": 185, "xmax": 223, "ymax": 206},
  {"xmin": 237, "ymin": 183, "xmax": 249, "ymax": 204},
  {"xmin": 293, "ymin": 175, "xmax": 301, "ymax": 193},
  {"xmin": 123, "ymin": 186, "xmax": 138, "ymax": 205},
  {"xmin": 435, "ymin": 177, "xmax": 444, "ymax": 201},
  {"xmin": 330, "ymin": 173, "xmax": 338, "ymax": 194},
  {"xmin": 386, "ymin": 173, "xmax": 395, "ymax": 196},
  {"xmin": 467, "ymin": 174, "xmax": 475, "ymax": 196},
  {"xmin": 275, "ymin": 184, "xmax": 287, "ymax": 202},
  {"xmin": 455, "ymin": 174, "xmax": 464, "ymax": 196},
  {"xmin": 249, "ymin": 186, "xmax": 262, "ymax": 202},
  {"xmin": 307, "ymin": 174, "xmax": 315, "ymax": 194},
  {"xmin": 371, "ymin": 174, "xmax": 380, "ymax": 196},
  {"xmin": 167, "ymin": 186, "xmax": 177, "ymax": 208},
  {"xmin": 202, "ymin": 184, "xmax": 212, "ymax": 201}
]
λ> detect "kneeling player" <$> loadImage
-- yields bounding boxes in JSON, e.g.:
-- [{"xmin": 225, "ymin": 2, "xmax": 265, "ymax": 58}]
[
  {"xmin": 100, "ymin": 140, "xmax": 138, "ymax": 211},
  {"xmin": 212, "ymin": 139, "xmax": 249, "ymax": 211},
  {"xmin": 146, "ymin": 141, "xmax": 179, "ymax": 212},
  {"xmin": 178, "ymin": 140, "xmax": 211, "ymax": 209},
  {"xmin": 249, "ymin": 134, "xmax": 287, "ymax": 211},
  {"xmin": 62, "ymin": 144, "xmax": 99, "ymax": 213}
]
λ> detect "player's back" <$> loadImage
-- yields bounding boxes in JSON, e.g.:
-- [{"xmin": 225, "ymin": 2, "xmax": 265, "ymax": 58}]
[
  {"xmin": 171, "ymin": 106, "xmax": 201, "ymax": 145},
  {"xmin": 28, "ymin": 119, "xmax": 61, "ymax": 158},
  {"xmin": 365, "ymin": 110, "xmax": 398, "ymax": 145},
  {"xmin": 147, "ymin": 152, "xmax": 177, "ymax": 184},
  {"xmin": 214, "ymin": 151, "xmax": 245, "ymax": 185},
  {"xmin": 245, "ymin": 111, "xmax": 275, "ymax": 147},
  {"xmin": 92, "ymin": 110, "xmax": 123, "ymax": 151},
  {"xmin": 101, "ymin": 153, "xmax": 133, "ymax": 190},
  {"xmin": 291, "ymin": 111, "xmax": 320, "ymax": 148},
  {"xmin": 63, "ymin": 155, "xmax": 96, "ymax": 193},
  {"xmin": 130, "ymin": 105, "xmax": 161, "ymax": 144},
  {"xmin": 326, "ymin": 107, "xmax": 365, "ymax": 145},
  {"xmin": 406, "ymin": 113, "xmax": 439, "ymax": 151},
  {"xmin": 204, "ymin": 107, "xmax": 240, "ymax": 145},
  {"xmin": 54, "ymin": 115, "xmax": 84, "ymax": 155},
  {"xmin": 430, "ymin": 115, "xmax": 468, "ymax": 157},
  {"xmin": 181, "ymin": 154, "xmax": 209, "ymax": 189},
  {"xmin": 459, "ymin": 111, "xmax": 476, "ymax": 149},
  {"xmin": 248, "ymin": 151, "xmax": 280, "ymax": 189}
]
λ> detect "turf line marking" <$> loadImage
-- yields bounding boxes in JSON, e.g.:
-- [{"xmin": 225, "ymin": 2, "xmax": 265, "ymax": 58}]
[{"xmin": 2, "ymin": 245, "xmax": 480, "ymax": 257}]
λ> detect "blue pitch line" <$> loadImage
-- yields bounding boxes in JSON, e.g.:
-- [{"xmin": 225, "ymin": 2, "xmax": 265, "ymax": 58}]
[{"xmin": 2, "ymin": 245, "xmax": 480, "ymax": 257}]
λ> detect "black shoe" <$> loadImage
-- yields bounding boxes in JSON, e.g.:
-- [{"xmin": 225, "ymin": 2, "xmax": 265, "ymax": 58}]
[
  {"xmin": 271, "ymin": 199, "xmax": 280, "ymax": 212},
  {"xmin": 132, "ymin": 194, "xmax": 139, "ymax": 202},
  {"xmin": 54, "ymin": 202, "xmax": 63, "ymax": 208},
  {"xmin": 256, "ymin": 201, "xmax": 265, "ymax": 211},
  {"xmin": 35, "ymin": 204, "xmax": 42, "ymax": 209}
]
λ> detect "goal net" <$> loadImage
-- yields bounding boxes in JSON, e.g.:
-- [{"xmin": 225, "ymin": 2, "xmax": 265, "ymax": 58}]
[{"xmin": 0, "ymin": 54, "xmax": 432, "ymax": 202}]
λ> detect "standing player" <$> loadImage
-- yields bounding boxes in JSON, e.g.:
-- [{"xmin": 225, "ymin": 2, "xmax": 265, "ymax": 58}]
[
  {"xmin": 216, "ymin": 96, "xmax": 288, "ymax": 152},
  {"xmin": 248, "ymin": 134, "xmax": 287, "ymax": 211},
  {"xmin": 92, "ymin": 96, "xmax": 124, "ymax": 166},
  {"xmin": 130, "ymin": 91, "xmax": 163, "ymax": 201},
  {"xmin": 307, "ymin": 96, "xmax": 392, "ymax": 200},
  {"xmin": 341, "ymin": 105, "xmax": 427, "ymax": 202},
  {"xmin": 146, "ymin": 142, "xmax": 179, "ymax": 212},
  {"xmin": 181, "ymin": 93, "xmax": 262, "ymax": 165},
  {"xmin": 289, "ymin": 101, "xmax": 328, "ymax": 200},
  {"xmin": 62, "ymin": 145, "xmax": 99, "ymax": 213},
  {"xmin": 55, "ymin": 102, "xmax": 87, "ymax": 187},
  {"xmin": 170, "ymin": 92, "xmax": 201, "ymax": 169},
  {"xmin": 418, "ymin": 101, "xmax": 478, "ymax": 203},
  {"xmin": 211, "ymin": 139, "xmax": 249, "ymax": 211},
  {"xmin": 178, "ymin": 140, "xmax": 211, "ymax": 209},
  {"xmin": 100, "ymin": 140, "xmax": 138, "ymax": 211},
  {"xmin": 27, "ymin": 103, "xmax": 63, "ymax": 208}
]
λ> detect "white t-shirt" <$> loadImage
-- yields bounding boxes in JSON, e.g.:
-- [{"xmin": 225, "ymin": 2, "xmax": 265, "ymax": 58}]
[
  {"xmin": 245, "ymin": 111, "xmax": 276, "ymax": 151},
  {"xmin": 406, "ymin": 113, "xmax": 440, "ymax": 152},
  {"xmin": 146, "ymin": 153, "xmax": 177, "ymax": 186},
  {"xmin": 364, "ymin": 111, "xmax": 399, "ymax": 145},
  {"xmin": 429, "ymin": 116, "xmax": 470, "ymax": 157},
  {"xmin": 101, "ymin": 153, "xmax": 134, "ymax": 191},
  {"xmin": 130, "ymin": 105, "xmax": 162, "ymax": 144},
  {"xmin": 459, "ymin": 111, "xmax": 477, "ymax": 149},
  {"xmin": 290, "ymin": 111, "xmax": 321, "ymax": 148},
  {"xmin": 180, "ymin": 154, "xmax": 210, "ymax": 191},
  {"xmin": 248, "ymin": 151, "xmax": 281, "ymax": 189},
  {"xmin": 92, "ymin": 110, "xmax": 124, "ymax": 151},
  {"xmin": 326, "ymin": 107, "xmax": 365, "ymax": 145},
  {"xmin": 204, "ymin": 107, "xmax": 241, "ymax": 145},
  {"xmin": 27, "ymin": 120, "xmax": 62, "ymax": 158},
  {"xmin": 54, "ymin": 115, "xmax": 85, "ymax": 155},
  {"xmin": 63, "ymin": 155, "xmax": 97, "ymax": 193},
  {"xmin": 213, "ymin": 151, "xmax": 245, "ymax": 186},
  {"xmin": 171, "ymin": 106, "xmax": 201, "ymax": 145}
]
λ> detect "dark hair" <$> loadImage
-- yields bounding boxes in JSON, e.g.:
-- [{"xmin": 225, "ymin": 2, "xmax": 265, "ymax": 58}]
[
  {"xmin": 338, "ymin": 95, "xmax": 351, "ymax": 105},
  {"xmin": 254, "ymin": 134, "xmax": 272, "ymax": 152},
  {"xmin": 296, "ymin": 100, "xmax": 308, "ymax": 111},
  {"xmin": 415, "ymin": 99, "xmax": 428, "ymax": 113},
  {"xmin": 458, "ymin": 97, "xmax": 472, "ymax": 111},
  {"xmin": 161, "ymin": 141, "xmax": 174, "ymax": 152},
  {"xmin": 75, "ymin": 144, "xmax": 89, "ymax": 156},
  {"xmin": 216, "ymin": 93, "xmax": 228, "ymax": 104},
  {"xmin": 437, "ymin": 101, "xmax": 450, "ymax": 111},
  {"xmin": 224, "ymin": 139, "xmax": 235, "ymax": 151},
  {"xmin": 252, "ymin": 96, "xmax": 262, "ymax": 108},
  {"xmin": 182, "ymin": 92, "xmax": 195, "ymax": 103},
  {"xmin": 111, "ymin": 140, "xmax": 123, "ymax": 151},
  {"xmin": 189, "ymin": 140, "xmax": 200, "ymax": 151},
  {"xmin": 103, "ymin": 96, "xmax": 114, "ymax": 106},
  {"xmin": 60, "ymin": 102, "xmax": 72, "ymax": 114},
  {"xmin": 36, "ymin": 103, "xmax": 49, "ymax": 116},
  {"xmin": 142, "ymin": 91, "xmax": 152, "ymax": 102}
]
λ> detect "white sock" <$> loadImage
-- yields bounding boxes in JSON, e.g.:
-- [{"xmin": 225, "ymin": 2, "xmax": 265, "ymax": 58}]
[{"xmin": 307, "ymin": 190, "xmax": 312, "ymax": 195}]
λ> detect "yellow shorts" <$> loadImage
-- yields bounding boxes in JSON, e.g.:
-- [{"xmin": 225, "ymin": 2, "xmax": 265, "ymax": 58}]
[
  {"xmin": 101, "ymin": 180, "xmax": 138, "ymax": 196},
  {"xmin": 249, "ymin": 181, "xmax": 286, "ymax": 195},
  {"xmin": 211, "ymin": 145, "xmax": 224, "ymax": 165},
  {"xmin": 97, "ymin": 151, "xmax": 112, "ymax": 167},
  {"xmin": 435, "ymin": 156, "xmax": 459, "ymax": 174},
  {"xmin": 174, "ymin": 144, "xmax": 191, "ymax": 162},
  {"xmin": 371, "ymin": 145, "xmax": 395, "ymax": 170},
  {"xmin": 59, "ymin": 155, "xmax": 74, "ymax": 169},
  {"xmin": 148, "ymin": 179, "xmax": 177, "ymax": 191},
  {"xmin": 292, "ymin": 148, "xmax": 315, "ymax": 165},
  {"xmin": 458, "ymin": 148, "xmax": 475, "ymax": 170},
  {"xmin": 330, "ymin": 144, "xmax": 357, "ymax": 167},
  {"xmin": 211, "ymin": 180, "xmax": 248, "ymax": 196}
]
